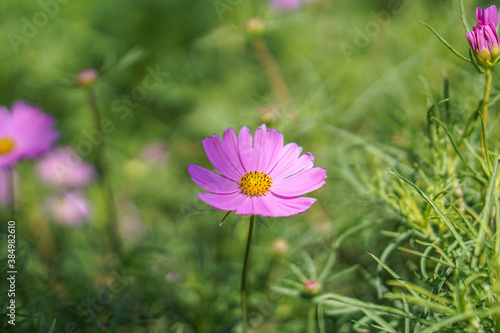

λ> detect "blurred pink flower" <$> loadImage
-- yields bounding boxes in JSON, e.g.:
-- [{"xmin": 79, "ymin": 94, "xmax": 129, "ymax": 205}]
[
  {"xmin": 270, "ymin": 0, "xmax": 305, "ymax": 11},
  {"xmin": 76, "ymin": 68, "xmax": 99, "ymax": 87},
  {"xmin": 46, "ymin": 191, "xmax": 91, "ymax": 227},
  {"xmin": 140, "ymin": 141, "xmax": 169, "ymax": 167},
  {"xmin": 0, "ymin": 101, "xmax": 58, "ymax": 167},
  {"xmin": 188, "ymin": 124, "xmax": 326, "ymax": 217},
  {"xmin": 467, "ymin": 5, "xmax": 500, "ymax": 66},
  {"xmin": 36, "ymin": 147, "xmax": 95, "ymax": 189}
]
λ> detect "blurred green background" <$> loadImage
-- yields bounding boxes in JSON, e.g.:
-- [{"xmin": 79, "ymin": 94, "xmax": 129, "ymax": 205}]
[{"xmin": 0, "ymin": 0, "xmax": 497, "ymax": 332}]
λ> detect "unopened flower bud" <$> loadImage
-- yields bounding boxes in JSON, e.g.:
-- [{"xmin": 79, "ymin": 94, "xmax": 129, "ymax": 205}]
[
  {"xmin": 76, "ymin": 69, "xmax": 99, "ymax": 87},
  {"xmin": 302, "ymin": 279, "xmax": 321, "ymax": 297},
  {"xmin": 246, "ymin": 18, "xmax": 266, "ymax": 37},
  {"xmin": 271, "ymin": 238, "xmax": 290, "ymax": 256},
  {"xmin": 467, "ymin": 6, "xmax": 500, "ymax": 68},
  {"xmin": 258, "ymin": 105, "xmax": 280, "ymax": 125}
]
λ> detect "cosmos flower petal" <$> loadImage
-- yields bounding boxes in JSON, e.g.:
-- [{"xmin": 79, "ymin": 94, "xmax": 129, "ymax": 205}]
[
  {"xmin": 0, "ymin": 101, "xmax": 58, "ymax": 167},
  {"xmin": 270, "ymin": 151, "xmax": 314, "ymax": 180},
  {"xmin": 254, "ymin": 125, "xmax": 284, "ymax": 173},
  {"xmin": 188, "ymin": 164, "xmax": 239, "ymax": 194},
  {"xmin": 8, "ymin": 101, "xmax": 59, "ymax": 158},
  {"xmin": 197, "ymin": 192, "xmax": 247, "ymax": 211},
  {"xmin": 259, "ymin": 193, "xmax": 317, "ymax": 217},
  {"xmin": 238, "ymin": 125, "xmax": 254, "ymax": 171},
  {"xmin": 268, "ymin": 142, "xmax": 302, "ymax": 176},
  {"xmin": 235, "ymin": 197, "xmax": 255, "ymax": 216},
  {"xmin": 222, "ymin": 127, "xmax": 246, "ymax": 175},
  {"xmin": 477, "ymin": 5, "xmax": 499, "ymax": 28},
  {"xmin": 203, "ymin": 134, "xmax": 241, "ymax": 180},
  {"xmin": 272, "ymin": 167, "xmax": 327, "ymax": 197}
]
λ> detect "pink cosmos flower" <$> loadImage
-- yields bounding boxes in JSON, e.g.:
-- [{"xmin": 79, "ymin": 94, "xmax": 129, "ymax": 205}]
[
  {"xmin": 467, "ymin": 5, "xmax": 500, "ymax": 65},
  {"xmin": 0, "ymin": 101, "xmax": 58, "ymax": 168},
  {"xmin": 36, "ymin": 146, "xmax": 95, "ymax": 189},
  {"xmin": 188, "ymin": 124, "xmax": 326, "ymax": 217},
  {"xmin": 46, "ymin": 191, "xmax": 91, "ymax": 227},
  {"xmin": 270, "ymin": 0, "xmax": 306, "ymax": 11}
]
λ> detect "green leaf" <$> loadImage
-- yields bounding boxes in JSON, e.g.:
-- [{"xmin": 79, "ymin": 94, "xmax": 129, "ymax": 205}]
[
  {"xmin": 431, "ymin": 117, "xmax": 485, "ymax": 185},
  {"xmin": 48, "ymin": 319, "xmax": 57, "ymax": 333},
  {"xmin": 420, "ymin": 21, "xmax": 471, "ymax": 63},
  {"xmin": 388, "ymin": 171, "xmax": 469, "ymax": 255},
  {"xmin": 360, "ymin": 309, "xmax": 397, "ymax": 333},
  {"xmin": 459, "ymin": 0, "xmax": 470, "ymax": 32}
]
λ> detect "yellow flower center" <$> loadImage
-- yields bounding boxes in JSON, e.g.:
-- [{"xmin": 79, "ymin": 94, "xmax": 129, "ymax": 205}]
[
  {"xmin": 0, "ymin": 138, "xmax": 15, "ymax": 155},
  {"xmin": 238, "ymin": 170, "xmax": 273, "ymax": 196}
]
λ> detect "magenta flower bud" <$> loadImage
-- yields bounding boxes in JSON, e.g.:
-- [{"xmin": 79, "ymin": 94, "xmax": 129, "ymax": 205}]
[
  {"xmin": 36, "ymin": 147, "xmax": 95, "ymax": 189},
  {"xmin": 0, "ymin": 101, "xmax": 58, "ymax": 168},
  {"xmin": 467, "ymin": 5, "xmax": 500, "ymax": 67},
  {"xmin": 477, "ymin": 5, "xmax": 499, "ymax": 27},
  {"xmin": 76, "ymin": 69, "xmax": 99, "ymax": 87},
  {"xmin": 46, "ymin": 191, "xmax": 91, "ymax": 227}
]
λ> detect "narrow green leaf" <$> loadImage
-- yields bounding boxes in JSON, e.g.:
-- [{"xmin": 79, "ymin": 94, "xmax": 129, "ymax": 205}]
[
  {"xmin": 459, "ymin": 0, "xmax": 470, "ymax": 32},
  {"xmin": 374, "ymin": 230, "xmax": 413, "ymax": 299},
  {"xmin": 420, "ymin": 311, "xmax": 492, "ymax": 333},
  {"xmin": 431, "ymin": 117, "xmax": 482, "ymax": 182},
  {"xmin": 368, "ymin": 252, "xmax": 421, "ymax": 300},
  {"xmin": 384, "ymin": 293, "xmax": 454, "ymax": 314},
  {"xmin": 302, "ymin": 251, "xmax": 317, "ymax": 280},
  {"xmin": 473, "ymin": 158, "xmax": 499, "ymax": 267},
  {"xmin": 387, "ymin": 280, "xmax": 451, "ymax": 304},
  {"xmin": 388, "ymin": 171, "xmax": 469, "ymax": 254},
  {"xmin": 421, "ymin": 21, "xmax": 471, "ymax": 62},
  {"xmin": 397, "ymin": 247, "xmax": 453, "ymax": 267},
  {"xmin": 316, "ymin": 293, "xmax": 429, "ymax": 323},
  {"xmin": 48, "ymin": 319, "xmax": 57, "ymax": 333},
  {"xmin": 360, "ymin": 309, "xmax": 397, "ymax": 333}
]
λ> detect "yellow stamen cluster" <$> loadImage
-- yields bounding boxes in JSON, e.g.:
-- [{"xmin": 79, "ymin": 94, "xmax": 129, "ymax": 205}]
[
  {"xmin": 0, "ymin": 138, "xmax": 15, "ymax": 155},
  {"xmin": 239, "ymin": 170, "xmax": 273, "ymax": 196}
]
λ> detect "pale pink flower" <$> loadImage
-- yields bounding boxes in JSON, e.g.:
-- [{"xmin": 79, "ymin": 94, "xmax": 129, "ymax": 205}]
[{"xmin": 0, "ymin": 101, "xmax": 58, "ymax": 167}]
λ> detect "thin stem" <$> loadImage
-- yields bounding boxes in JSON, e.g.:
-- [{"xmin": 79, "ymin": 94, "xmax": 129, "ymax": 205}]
[
  {"xmin": 307, "ymin": 299, "xmax": 316, "ymax": 333},
  {"xmin": 480, "ymin": 69, "xmax": 493, "ymax": 161},
  {"xmin": 8, "ymin": 166, "xmax": 15, "ymax": 220},
  {"xmin": 252, "ymin": 38, "xmax": 298, "ymax": 122},
  {"xmin": 241, "ymin": 215, "xmax": 255, "ymax": 332},
  {"xmin": 85, "ymin": 88, "xmax": 122, "ymax": 257}
]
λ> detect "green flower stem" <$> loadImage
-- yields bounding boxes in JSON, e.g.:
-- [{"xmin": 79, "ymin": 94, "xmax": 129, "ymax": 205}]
[
  {"xmin": 8, "ymin": 166, "xmax": 15, "ymax": 220},
  {"xmin": 252, "ymin": 38, "xmax": 298, "ymax": 122},
  {"xmin": 307, "ymin": 299, "xmax": 316, "ymax": 333},
  {"xmin": 480, "ymin": 69, "xmax": 492, "ymax": 162},
  {"xmin": 85, "ymin": 88, "xmax": 122, "ymax": 257},
  {"xmin": 241, "ymin": 215, "xmax": 255, "ymax": 332}
]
